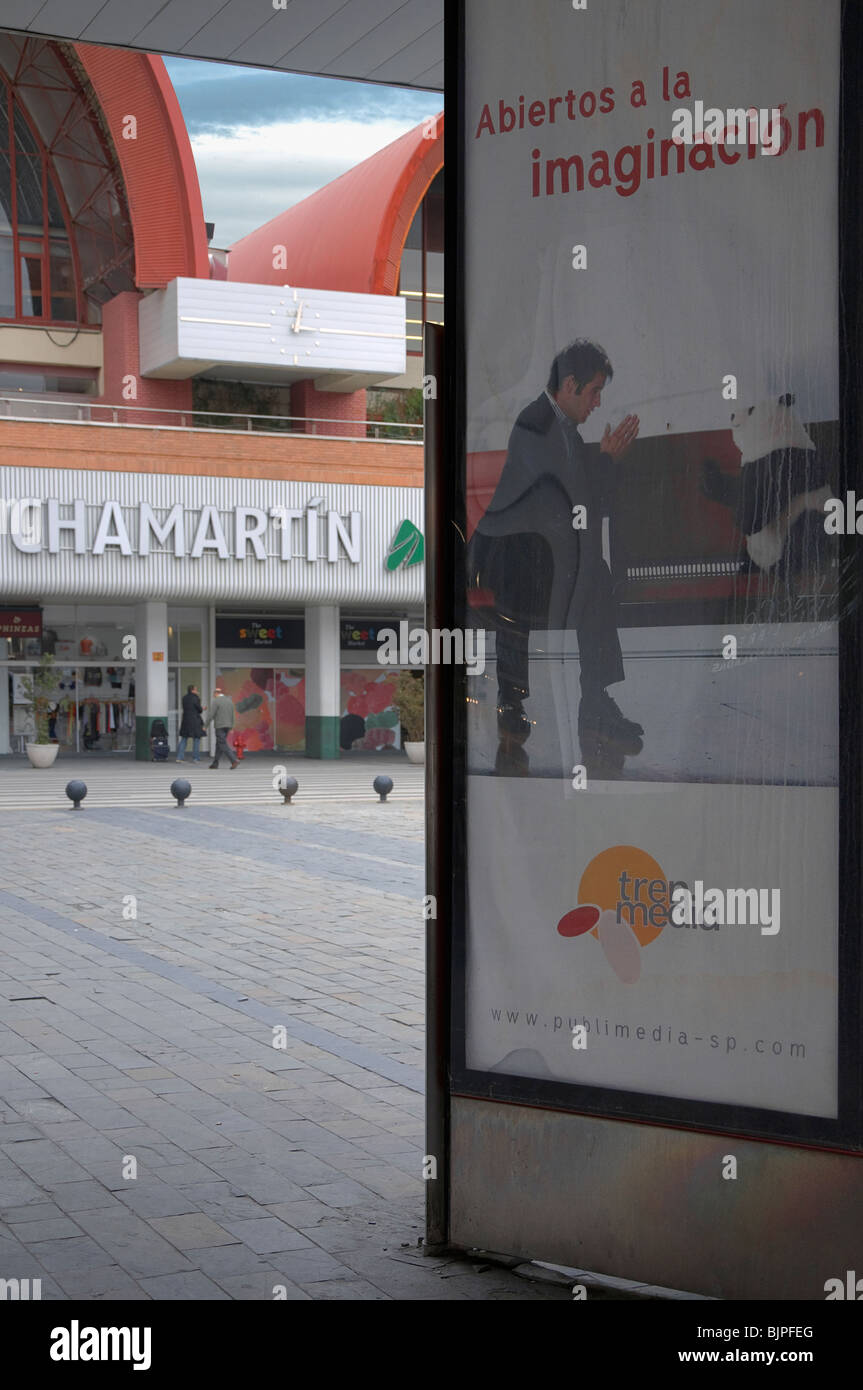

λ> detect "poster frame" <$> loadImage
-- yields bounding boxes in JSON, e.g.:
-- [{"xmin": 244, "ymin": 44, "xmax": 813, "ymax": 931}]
[{"xmin": 434, "ymin": 0, "xmax": 863, "ymax": 1156}]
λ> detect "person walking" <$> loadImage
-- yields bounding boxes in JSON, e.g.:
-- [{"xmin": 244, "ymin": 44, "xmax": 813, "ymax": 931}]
[
  {"xmin": 177, "ymin": 683, "xmax": 205, "ymax": 763},
  {"xmin": 206, "ymin": 685, "xmax": 239, "ymax": 769}
]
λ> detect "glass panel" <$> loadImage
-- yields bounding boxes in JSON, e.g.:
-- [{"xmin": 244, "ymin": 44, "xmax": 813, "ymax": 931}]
[
  {"xmin": 20, "ymin": 253, "xmax": 41, "ymax": 315},
  {"xmin": 405, "ymin": 293, "xmax": 424, "ymax": 352},
  {"xmin": 179, "ymin": 628, "xmax": 202, "ymax": 661},
  {"xmin": 425, "ymin": 178, "xmax": 444, "ymax": 254},
  {"xmin": 339, "ymin": 669, "xmax": 401, "ymax": 751},
  {"xmin": 15, "ymin": 152, "xmax": 43, "ymax": 229},
  {"xmin": 49, "ymin": 240, "xmax": 75, "ymax": 320},
  {"xmin": 13, "ymin": 104, "xmax": 37, "ymax": 154},
  {"xmin": 461, "ymin": 0, "xmax": 842, "ymax": 1131},
  {"xmin": 216, "ymin": 667, "xmax": 276, "ymax": 753},
  {"xmin": 0, "ymin": 233, "xmax": 13, "ymax": 316},
  {"xmin": 274, "ymin": 669, "xmax": 306, "ymax": 751},
  {"xmin": 46, "ymin": 172, "xmax": 64, "ymax": 230},
  {"xmin": 175, "ymin": 668, "xmax": 205, "ymax": 757},
  {"xmin": 399, "ymin": 245, "xmax": 422, "ymax": 293},
  {"xmin": 403, "ymin": 205, "xmax": 422, "ymax": 250},
  {"xmin": 0, "ymin": 41, "xmax": 135, "ymax": 327}
]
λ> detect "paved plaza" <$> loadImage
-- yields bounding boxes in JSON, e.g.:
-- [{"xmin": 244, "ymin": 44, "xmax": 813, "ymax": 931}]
[{"xmin": 0, "ymin": 758, "xmax": 587, "ymax": 1302}]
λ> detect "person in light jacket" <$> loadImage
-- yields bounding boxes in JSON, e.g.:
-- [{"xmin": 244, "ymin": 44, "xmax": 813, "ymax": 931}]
[
  {"xmin": 206, "ymin": 685, "xmax": 239, "ymax": 769},
  {"xmin": 177, "ymin": 684, "xmax": 205, "ymax": 763}
]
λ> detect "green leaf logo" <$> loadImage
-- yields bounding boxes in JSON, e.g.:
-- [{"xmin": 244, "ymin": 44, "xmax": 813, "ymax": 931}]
[{"xmin": 386, "ymin": 519, "xmax": 424, "ymax": 570}]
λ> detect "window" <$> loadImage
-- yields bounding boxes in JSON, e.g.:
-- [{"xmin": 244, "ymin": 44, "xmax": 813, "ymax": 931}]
[
  {"xmin": 0, "ymin": 37, "xmax": 135, "ymax": 326},
  {"xmin": 398, "ymin": 171, "xmax": 445, "ymax": 355}
]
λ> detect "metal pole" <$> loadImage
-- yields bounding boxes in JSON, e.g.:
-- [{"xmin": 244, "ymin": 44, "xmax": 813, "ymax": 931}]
[
  {"xmin": 425, "ymin": 321, "xmax": 452, "ymax": 1250},
  {"xmin": 208, "ymin": 604, "xmax": 216, "ymax": 760}
]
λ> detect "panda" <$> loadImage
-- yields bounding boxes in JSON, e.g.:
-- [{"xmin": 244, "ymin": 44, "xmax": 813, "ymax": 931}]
[{"xmin": 701, "ymin": 393, "xmax": 833, "ymax": 573}]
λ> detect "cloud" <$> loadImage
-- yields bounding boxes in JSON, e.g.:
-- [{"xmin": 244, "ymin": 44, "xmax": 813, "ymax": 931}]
[
  {"xmin": 190, "ymin": 117, "xmax": 439, "ymax": 247},
  {"xmin": 163, "ymin": 58, "xmax": 441, "ymax": 247},
  {"xmin": 164, "ymin": 59, "xmax": 437, "ymax": 131}
]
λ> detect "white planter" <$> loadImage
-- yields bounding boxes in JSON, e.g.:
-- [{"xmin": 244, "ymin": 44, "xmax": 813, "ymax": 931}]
[
  {"xmin": 404, "ymin": 741, "xmax": 425, "ymax": 765},
  {"xmin": 26, "ymin": 743, "xmax": 60, "ymax": 768}
]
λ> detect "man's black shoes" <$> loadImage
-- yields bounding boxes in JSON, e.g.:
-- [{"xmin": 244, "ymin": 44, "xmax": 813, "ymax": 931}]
[
  {"xmin": 495, "ymin": 700, "xmax": 531, "ymax": 776},
  {"xmin": 497, "ymin": 701, "xmax": 532, "ymax": 742},
  {"xmin": 580, "ymin": 689, "xmax": 644, "ymax": 743}
]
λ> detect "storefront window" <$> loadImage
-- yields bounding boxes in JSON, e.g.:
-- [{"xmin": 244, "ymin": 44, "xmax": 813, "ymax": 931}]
[{"xmin": 216, "ymin": 667, "xmax": 306, "ymax": 754}]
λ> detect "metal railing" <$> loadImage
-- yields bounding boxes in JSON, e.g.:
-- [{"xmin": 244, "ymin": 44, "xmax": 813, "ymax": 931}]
[{"xmin": 0, "ymin": 394, "xmax": 423, "ymax": 442}]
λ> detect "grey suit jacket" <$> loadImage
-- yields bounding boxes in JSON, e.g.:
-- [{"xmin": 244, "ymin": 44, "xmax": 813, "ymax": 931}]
[{"xmin": 467, "ymin": 391, "xmax": 616, "ymax": 634}]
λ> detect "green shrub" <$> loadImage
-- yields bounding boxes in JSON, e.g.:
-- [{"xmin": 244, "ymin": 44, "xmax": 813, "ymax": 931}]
[
  {"xmin": 20, "ymin": 653, "xmax": 67, "ymax": 745},
  {"xmin": 393, "ymin": 670, "xmax": 424, "ymax": 742}
]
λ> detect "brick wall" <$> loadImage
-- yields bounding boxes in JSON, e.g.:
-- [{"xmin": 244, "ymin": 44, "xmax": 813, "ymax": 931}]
[
  {"xmin": 0, "ymin": 418, "xmax": 423, "ymax": 488},
  {"xmin": 291, "ymin": 380, "xmax": 367, "ymax": 438},
  {"xmin": 94, "ymin": 292, "xmax": 192, "ymax": 425}
]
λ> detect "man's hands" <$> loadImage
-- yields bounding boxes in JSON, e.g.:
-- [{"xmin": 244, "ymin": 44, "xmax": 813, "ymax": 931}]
[{"xmin": 600, "ymin": 413, "xmax": 639, "ymax": 459}]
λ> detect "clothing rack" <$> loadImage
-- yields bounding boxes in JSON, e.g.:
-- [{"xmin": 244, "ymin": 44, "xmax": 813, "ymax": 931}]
[{"xmin": 75, "ymin": 698, "xmax": 135, "ymax": 752}]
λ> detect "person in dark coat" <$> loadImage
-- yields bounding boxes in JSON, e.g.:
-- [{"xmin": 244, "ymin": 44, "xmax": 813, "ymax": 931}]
[
  {"xmin": 177, "ymin": 684, "xmax": 205, "ymax": 762},
  {"xmin": 467, "ymin": 339, "xmax": 641, "ymax": 775}
]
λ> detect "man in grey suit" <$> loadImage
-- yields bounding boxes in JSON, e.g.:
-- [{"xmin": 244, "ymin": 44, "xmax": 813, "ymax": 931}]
[
  {"xmin": 467, "ymin": 339, "xmax": 640, "ymax": 774},
  {"xmin": 206, "ymin": 685, "xmax": 239, "ymax": 769}
]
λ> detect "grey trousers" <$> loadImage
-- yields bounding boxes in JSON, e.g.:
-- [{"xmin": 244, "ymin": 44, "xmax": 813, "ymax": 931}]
[{"xmin": 212, "ymin": 728, "xmax": 237, "ymax": 766}]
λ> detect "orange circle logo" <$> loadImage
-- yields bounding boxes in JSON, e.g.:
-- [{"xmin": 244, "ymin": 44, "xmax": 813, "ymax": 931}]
[{"xmin": 557, "ymin": 846, "xmax": 670, "ymax": 983}]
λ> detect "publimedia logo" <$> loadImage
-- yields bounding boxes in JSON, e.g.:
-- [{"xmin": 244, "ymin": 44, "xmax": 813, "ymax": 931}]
[
  {"xmin": 557, "ymin": 846, "xmax": 780, "ymax": 983},
  {"xmin": 557, "ymin": 846, "xmax": 668, "ymax": 984}
]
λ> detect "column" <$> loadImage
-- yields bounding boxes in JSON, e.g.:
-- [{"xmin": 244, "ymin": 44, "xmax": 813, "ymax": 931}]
[
  {"xmin": 304, "ymin": 605, "xmax": 341, "ymax": 759},
  {"xmin": 207, "ymin": 604, "xmax": 216, "ymax": 759},
  {"xmin": 0, "ymin": 639, "xmax": 9, "ymax": 755},
  {"xmin": 133, "ymin": 601, "xmax": 169, "ymax": 761}
]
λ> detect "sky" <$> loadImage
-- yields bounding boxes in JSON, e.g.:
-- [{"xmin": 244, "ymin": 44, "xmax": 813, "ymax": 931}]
[{"xmin": 164, "ymin": 58, "xmax": 442, "ymax": 249}]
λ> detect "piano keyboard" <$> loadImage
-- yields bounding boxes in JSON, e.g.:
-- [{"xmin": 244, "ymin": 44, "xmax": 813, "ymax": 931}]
[{"xmin": 626, "ymin": 560, "xmax": 740, "ymax": 580}]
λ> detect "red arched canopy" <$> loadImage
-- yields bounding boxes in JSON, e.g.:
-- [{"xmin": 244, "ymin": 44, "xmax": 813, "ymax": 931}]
[
  {"xmin": 228, "ymin": 113, "xmax": 443, "ymax": 295},
  {"xmin": 75, "ymin": 44, "xmax": 209, "ymax": 288}
]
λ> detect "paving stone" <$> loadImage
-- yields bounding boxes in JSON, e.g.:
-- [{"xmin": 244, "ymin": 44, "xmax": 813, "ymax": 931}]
[
  {"xmin": 345, "ymin": 1165, "xmax": 423, "ymax": 1199},
  {"xmin": 0, "ymin": 1202, "xmax": 65, "ymax": 1225},
  {"xmin": 265, "ymin": 1199, "xmax": 339, "ymax": 1229},
  {"xmin": 0, "ymin": 793, "xmax": 607, "ymax": 1308},
  {"xmin": 138, "ymin": 1271, "xmax": 231, "ymax": 1300},
  {"xmin": 220, "ymin": 1218, "xmax": 313, "ymax": 1255},
  {"xmin": 269, "ymin": 1247, "xmax": 355, "ymax": 1286},
  {"xmin": 305, "ymin": 1180, "xmax": 382, "ymax": 1209},
  {"xmin": 0, "ymin": 1178, "xmax": 54, "ymax": 1209},
  {"xmin": 53, "ymin": 1264, "xmax": 151, "ymax": 1300},
  {"xmin": 0, "ymin": 1123, "xmax": 43, "ymax": 1143},
  {"xmin": 303, "ymin": 1278, "xmax": 391, "ymax": 1300},
  {"xmin": 26, "ymin": 1235, "xmax": 115, "ymax": 1274},
  {"xmin": 198, "ymin": 1196, "xmax": 266, "ymax": 1221},
  {"xmin": 1, "ymin": 1139, "xmax": 91, "ymax": 1186},
  {"xmin": 116, "ymin": 1181, "xmax": 201, "ymax": 1219},
  {"xmin": 49, "ymin": 1181, "xmax": 125, "ymax": 1213},
  {"xmin": 299, "ymin": 1221, "xmax": 376, "ymax": 1254},
  {"xmin": 147, "ymin": 1213, "xmax": 238, "ymax": 1250},
  {"xmin": 70, "ymin": 1210, "xmax": 196, "ymax": 1277},
  {"xmin": 191, "ymin": 1243, "xmax": 276, "ymax": 1278},
  {"xmin": 214, "ymin": 1269, "xmax": 312, "ymax": 1300},
  {"xmin": 7, "ymin": 1217, "xmax": 83, "ymax": 1243}
]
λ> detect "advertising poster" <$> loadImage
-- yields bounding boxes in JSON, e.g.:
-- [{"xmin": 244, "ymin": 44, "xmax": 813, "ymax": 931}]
[{"xmin": 461, "ymin": 0, "xmax": 843, "ymax": 1127}]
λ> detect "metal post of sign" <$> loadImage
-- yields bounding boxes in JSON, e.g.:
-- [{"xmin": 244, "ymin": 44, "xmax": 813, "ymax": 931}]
[{"xmin": 425, "ymin": 320, "xmax": 453, "ymax": 1249}]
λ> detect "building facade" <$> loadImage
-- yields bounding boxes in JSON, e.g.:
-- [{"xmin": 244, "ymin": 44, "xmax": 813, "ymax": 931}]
[{"xmin": 0, "ymin": 36, "xmax": 441, "ymax": 759}]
